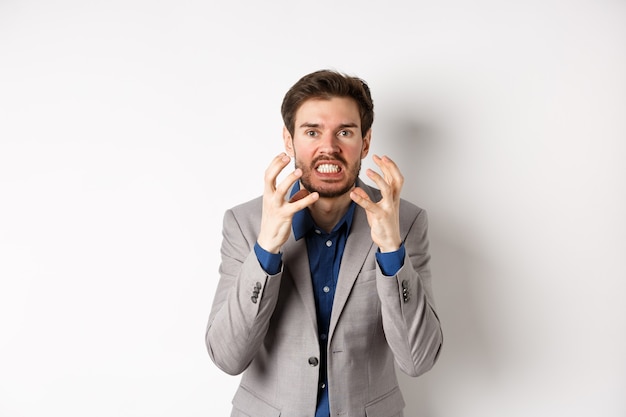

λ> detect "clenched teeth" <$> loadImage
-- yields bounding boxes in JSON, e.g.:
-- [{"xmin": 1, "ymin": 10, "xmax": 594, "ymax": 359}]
[{"xmin": 316, "ymin": 164, "xmax": 340, "ymax": 173}]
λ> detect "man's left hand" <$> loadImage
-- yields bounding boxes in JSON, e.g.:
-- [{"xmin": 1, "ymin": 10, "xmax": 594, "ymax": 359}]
[{"xmin": 350, "ymin": 154, "xmax": 403, "ymax": 253}]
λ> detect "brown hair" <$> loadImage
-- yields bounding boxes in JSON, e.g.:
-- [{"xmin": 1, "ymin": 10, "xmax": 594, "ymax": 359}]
[{"xmin": 281, "ymin": 69, "xmax": 374, "ymax": 137}]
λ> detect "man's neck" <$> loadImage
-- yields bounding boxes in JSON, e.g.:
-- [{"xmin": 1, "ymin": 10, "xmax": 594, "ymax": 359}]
[{"xmin": 307, "ymin": 192, "xmax": 354, "ymax": 233}]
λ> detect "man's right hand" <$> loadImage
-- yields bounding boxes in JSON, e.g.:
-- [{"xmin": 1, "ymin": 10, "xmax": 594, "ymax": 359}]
[{"xmin": 256, "ymin": 153, "xmax": 319, "ymax": 254}]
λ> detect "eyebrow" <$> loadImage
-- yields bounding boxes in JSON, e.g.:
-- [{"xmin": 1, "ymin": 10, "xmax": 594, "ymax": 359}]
[{"xmin": 298, "ymin": 122, "xmax": 359, "ymax": 129}]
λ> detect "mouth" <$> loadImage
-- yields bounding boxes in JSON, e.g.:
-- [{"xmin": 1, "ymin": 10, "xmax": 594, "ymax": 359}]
[{"xmin": 315, "ymin": 163, "xmax": 341, "ymax": 174}]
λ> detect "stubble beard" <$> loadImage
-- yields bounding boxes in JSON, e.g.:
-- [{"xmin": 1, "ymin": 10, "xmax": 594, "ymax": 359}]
[{"xmin": 295, "ymin": 155, "xmax": 361, "ymax": 198}]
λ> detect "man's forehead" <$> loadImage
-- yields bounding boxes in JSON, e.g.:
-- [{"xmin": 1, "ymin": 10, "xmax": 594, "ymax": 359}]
[{"xmin": 294, "ymin": 97, "xmax": 361, "ymax": 126}]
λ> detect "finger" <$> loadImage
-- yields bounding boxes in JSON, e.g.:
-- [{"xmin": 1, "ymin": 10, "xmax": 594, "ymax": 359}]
[
  {"xmin": 373, "ymin": 154, "xmax": 404, "ymax": 186},
  {"xmin": 275, "ymin": 167, "xmax": 303, "ymax": 199},
  {"xmin": 288, "ymin": 191, "xmax": 319, "ymax": 211},
  {"xmin": 365, "ymin": 168, "xmax": 392, "ymax": 196},
  {"xmin": 350, "ymin": 187, "xmax": 377, "ymax": 212},
  {"xmin": 264, "ymin": 153, "xmax": 291, "ymax": 191},
  {"xmin": 371, "ymin": 155, "xmax": 404, "ymax": 198}
]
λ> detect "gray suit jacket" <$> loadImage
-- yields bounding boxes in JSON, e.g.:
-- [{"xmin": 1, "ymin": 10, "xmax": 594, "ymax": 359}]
[{"xmin": 206, "ymin": 179, "xmax": 443, "ymax": 417}]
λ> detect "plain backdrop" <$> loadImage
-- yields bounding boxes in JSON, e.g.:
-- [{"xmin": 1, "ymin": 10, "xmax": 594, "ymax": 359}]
[{"xmin": 1, "ymin": 1, "xmax": 625, "ymax": 416}]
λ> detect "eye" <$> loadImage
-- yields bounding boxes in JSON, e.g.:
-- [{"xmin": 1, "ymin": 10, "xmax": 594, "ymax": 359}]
[
  {"xmin": 305, "ymin": 130, "xmax": 318, "ymax": 137},
  {"xmin": 337, "ymin": 130, "xmax": 352, "ymax": 138}
]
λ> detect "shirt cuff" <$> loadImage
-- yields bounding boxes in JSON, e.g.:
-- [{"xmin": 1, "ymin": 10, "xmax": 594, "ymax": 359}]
[
  {"xmin": 375, "ymin": 244, "xmax": 406, "ymax": 277},
  {"xmin": 254, "ymin": 242, "xmax": 282, "ymax": 275}
]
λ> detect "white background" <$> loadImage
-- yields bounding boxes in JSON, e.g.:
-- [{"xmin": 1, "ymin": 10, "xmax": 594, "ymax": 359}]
[{"xmin": 1, "ymin": 1, "xmax": 625, "ymax": 416}]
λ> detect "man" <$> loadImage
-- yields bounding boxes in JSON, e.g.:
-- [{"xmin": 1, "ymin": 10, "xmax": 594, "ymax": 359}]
[{"xmin": 206, "ymin": 69, "xmax": 442, "ymax": 417}]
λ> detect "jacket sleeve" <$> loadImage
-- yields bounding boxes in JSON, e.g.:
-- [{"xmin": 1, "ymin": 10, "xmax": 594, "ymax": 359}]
[
  {"xmin": 375, "ymin": 207, "xmax": 443, "ymax": 377},
  {"xmin": 205, "ymin": 208, "xmax": 282, "ymax": 375}
]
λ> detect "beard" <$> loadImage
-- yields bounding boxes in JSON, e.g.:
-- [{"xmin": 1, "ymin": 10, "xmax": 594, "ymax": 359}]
[{"xmin": 295, "ymin": 154, "xmax": 361, "ymax": 198}]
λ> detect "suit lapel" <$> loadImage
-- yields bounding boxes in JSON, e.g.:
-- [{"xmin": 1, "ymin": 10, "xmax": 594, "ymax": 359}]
[
  {"xmin": 328, "ymin": 180, "xmax": 377, "ymax": 340},
  {"xmin": 283, "ymin": 180, "xmax": 379, "ymax": 339},
  {"xmin": 281, "ymin": 234, "xmax": 318, "ymax": 331}
]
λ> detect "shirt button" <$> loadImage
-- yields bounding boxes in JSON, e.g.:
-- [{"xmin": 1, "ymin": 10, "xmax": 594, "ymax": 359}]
[
  {"xmin": 323, "ymin": 286, "xmax": 330, "ymax": 293},
  {"xmin": 321, "ymin": 383, "xmax": 326, "ymax": 389},
  {"xmin": 320, "ymin": 333, "xmax": 327, "ymax": 340},
  {"xmin": 325, "ymin": 240, "xmax": 332, "ymax": 247},
  {"xmin": 315, "ymin": 229, "xmax": 321, "ymax": 234}
]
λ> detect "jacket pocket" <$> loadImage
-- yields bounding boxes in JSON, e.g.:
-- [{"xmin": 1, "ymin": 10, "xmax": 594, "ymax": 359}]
[
  {"xmin": 231, "ymin": 385, "xmax": 281, "ymax": 417},
  {"xmin": 365, "ymin": 386, "xmax": 405, "ymax": 417}
]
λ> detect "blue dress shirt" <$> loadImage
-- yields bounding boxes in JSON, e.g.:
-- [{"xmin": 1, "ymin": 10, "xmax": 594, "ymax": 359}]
[{"xmin": 254, "ymin": 183, "xmax": 405, "ymax": 417}]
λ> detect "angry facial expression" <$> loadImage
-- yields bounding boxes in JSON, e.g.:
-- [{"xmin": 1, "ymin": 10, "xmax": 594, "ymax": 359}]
[{"xmin": 284, "ymin": 97, "xmax": 371, "ymax": 198}]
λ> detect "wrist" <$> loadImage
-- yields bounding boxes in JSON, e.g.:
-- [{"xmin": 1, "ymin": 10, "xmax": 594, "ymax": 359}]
[
  {"xmin": 378, "ymin": 238, "xmax": 401, "ymax": 253},
  {"xmin": 379, "ymin": 245, "xmax": 400, "ymax": 253},
  {"xmin": 256, "ymin": 237, "xmax": 281, "ymax": 254}
]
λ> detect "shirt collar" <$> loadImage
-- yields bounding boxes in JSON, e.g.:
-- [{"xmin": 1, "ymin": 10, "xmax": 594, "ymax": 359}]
[{"xmin": 290, "ymin": 182, "xmax": 356, "ymax": 240}]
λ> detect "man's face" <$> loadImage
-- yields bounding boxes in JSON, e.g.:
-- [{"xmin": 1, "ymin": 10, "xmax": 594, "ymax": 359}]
[{"xmin": 284, "ymin": 97, "xmax": 371, "ymax": 198}]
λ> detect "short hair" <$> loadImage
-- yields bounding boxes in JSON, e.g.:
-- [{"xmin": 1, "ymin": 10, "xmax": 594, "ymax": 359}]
[{"xmin": 281, "ymin": 69, "xmax": 374, "ymax": 137}]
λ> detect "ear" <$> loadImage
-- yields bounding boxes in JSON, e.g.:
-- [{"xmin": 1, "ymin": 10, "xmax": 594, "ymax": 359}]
[
  {"xmin": 361, "ymin": 129, "xmax": 372, "ymax": 159},
  {"xmin": 283, "ymin": 126, "xmax": 295, "ymax": 157}
]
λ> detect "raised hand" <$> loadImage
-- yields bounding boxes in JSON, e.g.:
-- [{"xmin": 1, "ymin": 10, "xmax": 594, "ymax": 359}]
[
  {"xmin": 350, "ymin": 155, "xmax": 403, "ymax": 253},
  {"xmin": 257, "ymin": 153, "xmax": 319, "ymax": 254}
]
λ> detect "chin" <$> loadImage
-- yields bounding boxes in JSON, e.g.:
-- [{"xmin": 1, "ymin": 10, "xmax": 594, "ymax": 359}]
[{"xmin": 306, "ymin": 180, "xmax": 354, "ymax": 199}]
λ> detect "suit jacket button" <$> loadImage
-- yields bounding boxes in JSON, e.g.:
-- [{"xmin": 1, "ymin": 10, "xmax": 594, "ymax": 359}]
[
  {"xmin": 251, "ymin": 295, "xmax": 258, "ymax": 304},
  {"xmin": 308, "ymin": 357, "xmax": 319, "ymax": 367}
]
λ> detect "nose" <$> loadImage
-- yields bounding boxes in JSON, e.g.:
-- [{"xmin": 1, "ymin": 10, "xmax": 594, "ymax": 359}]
[{"xmin": 318, "ymin": 131, "xmax": 340, "ymax": 154}]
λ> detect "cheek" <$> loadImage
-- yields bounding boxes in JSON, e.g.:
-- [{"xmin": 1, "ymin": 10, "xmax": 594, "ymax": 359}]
[
  {"xmin": 292, "ymin": 142, "xmax": 313, "ymax": 158},
  {"xmin": 348, "ymin": 145, "xmax": 366, "ymax": 160}
]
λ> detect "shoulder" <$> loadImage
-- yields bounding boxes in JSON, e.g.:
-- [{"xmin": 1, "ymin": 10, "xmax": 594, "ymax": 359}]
[
  {"xmin": 222, "ymin": 195, "xmax": 263, "ymax": 232},
  {"xmin": 399, "ymin": 196, "xmax": 425, "ymax": 220},
  {"xmin": 229, "ymin": 195, "xmax": 263, "ymax": 216}
]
